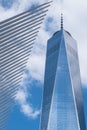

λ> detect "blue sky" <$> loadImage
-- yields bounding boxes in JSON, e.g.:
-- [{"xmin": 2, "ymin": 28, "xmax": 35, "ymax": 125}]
[
  {"xmin": 0, "ymin": 0, "xmax": 87, "ymax": 130},
  {"xmin": 7, "ymin": 76, "xmax": 43, "ymax": 130}
]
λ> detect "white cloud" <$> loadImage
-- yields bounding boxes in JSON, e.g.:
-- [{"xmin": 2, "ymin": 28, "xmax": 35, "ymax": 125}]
[
  {"xmin": 27, "ymin": 54, "xmax": 45, "ymax": 82},
  {"xmin": 15, "ymin": 89, "xmax": 40, "ymax": 119},
  {"xmin": 21, "ymin": 104, "xmax": 40, "ymax": 119}
]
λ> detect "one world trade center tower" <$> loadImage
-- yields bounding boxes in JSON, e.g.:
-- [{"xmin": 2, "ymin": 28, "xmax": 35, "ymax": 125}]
[{"xmin": 40, "ymin": 14, "xmax": 86, "ymax": 130}]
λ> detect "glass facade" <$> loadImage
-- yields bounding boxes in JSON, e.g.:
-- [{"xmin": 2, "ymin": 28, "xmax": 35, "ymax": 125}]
[{"xmin": 40, "ymin": 30, "xmax": 86, "ymax": 130}]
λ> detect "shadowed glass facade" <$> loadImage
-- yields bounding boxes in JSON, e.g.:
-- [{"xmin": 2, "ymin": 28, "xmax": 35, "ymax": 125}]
[{"xmin": 40, "ymin": 30, "xmax": 86, "ymax": 130}]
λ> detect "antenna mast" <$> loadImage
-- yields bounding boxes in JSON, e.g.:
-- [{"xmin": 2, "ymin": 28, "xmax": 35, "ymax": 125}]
[
  {"xmin": 61, "ymin": 13, "xmax": 63, "ymax": 29},
  {"xmin": 60, "ymin": 0, "xmax": 63, "ymax": 30}
]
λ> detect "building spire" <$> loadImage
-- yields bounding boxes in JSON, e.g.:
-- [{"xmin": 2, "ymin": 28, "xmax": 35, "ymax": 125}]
[{"xmin": 61, "ymin": 13, "xmax": 63, "ymax": 30}]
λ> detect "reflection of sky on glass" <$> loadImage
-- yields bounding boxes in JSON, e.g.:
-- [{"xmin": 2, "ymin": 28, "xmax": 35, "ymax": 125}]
[{"xmin": 41, "ymin": 30, "xmax": 86, "ymax": 130}]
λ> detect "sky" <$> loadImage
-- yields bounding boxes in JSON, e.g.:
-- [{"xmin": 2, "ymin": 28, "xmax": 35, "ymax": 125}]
[{"xmin": 0, "ymin": 0, "xmax": 87, "ymax": 130}]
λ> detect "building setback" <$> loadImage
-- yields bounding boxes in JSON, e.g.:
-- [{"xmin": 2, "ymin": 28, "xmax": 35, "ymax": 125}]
[{"xmin": 40, "ymin": 15, "xmax": 86, "ymax": 130}]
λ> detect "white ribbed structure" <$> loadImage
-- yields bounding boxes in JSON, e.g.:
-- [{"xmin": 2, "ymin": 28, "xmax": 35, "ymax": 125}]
[{"xmin": 0, "ymin": 1, "xmax": 52, "ymax": 129}]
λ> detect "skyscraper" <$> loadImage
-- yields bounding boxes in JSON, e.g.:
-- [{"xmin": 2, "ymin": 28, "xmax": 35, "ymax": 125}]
[{"xmin": 40, "ymin": 14, "xmax": 86, "ymax": 130}]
